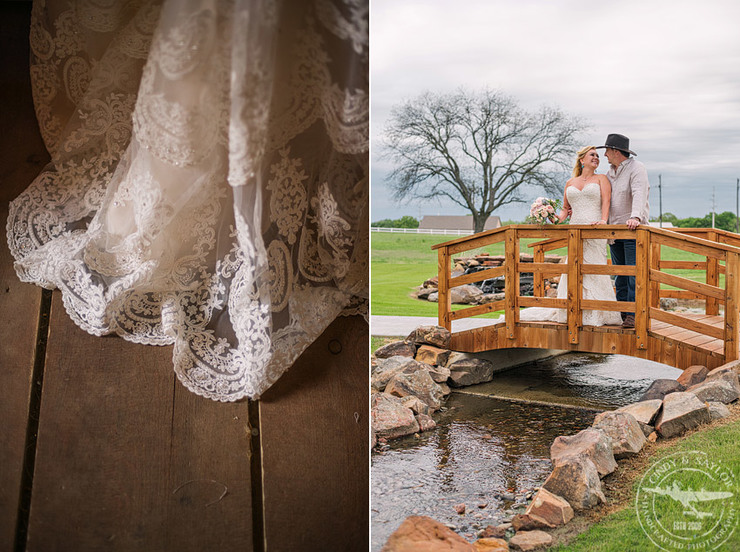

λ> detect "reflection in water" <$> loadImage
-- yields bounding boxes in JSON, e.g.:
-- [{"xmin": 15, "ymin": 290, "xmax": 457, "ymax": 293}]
[{"xmin": 371, "ymin": 353, "xmax": 682, "ymax": 550}]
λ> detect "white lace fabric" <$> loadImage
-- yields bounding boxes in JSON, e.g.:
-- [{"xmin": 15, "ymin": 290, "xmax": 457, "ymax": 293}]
[
  {"xmin": 7, "ymin": 0, "xmax": 369, "ymax": 401},
  {"xmin": 519, "ymin": 182, "xmax": 622, "ymax": 326}
]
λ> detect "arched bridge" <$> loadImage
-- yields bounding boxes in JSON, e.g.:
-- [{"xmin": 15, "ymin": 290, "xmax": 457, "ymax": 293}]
[{"xmin": 432, "ymin": 225, "xmax": 740, "ymax": 370}]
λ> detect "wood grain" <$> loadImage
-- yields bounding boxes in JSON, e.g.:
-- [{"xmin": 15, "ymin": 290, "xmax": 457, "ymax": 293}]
[
  {"xmin": 25, "ymin": 294, "xmax": 254, "ymax": 551},
  {"xmin": 259, "ymin": 316, "xmax": 368, "ymax": 552}
]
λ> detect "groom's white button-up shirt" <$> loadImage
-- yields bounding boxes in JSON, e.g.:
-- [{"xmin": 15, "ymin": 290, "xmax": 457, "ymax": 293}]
[{"xmin": 606, "ymin": 157, "xmax": 650, "ymax": 224}]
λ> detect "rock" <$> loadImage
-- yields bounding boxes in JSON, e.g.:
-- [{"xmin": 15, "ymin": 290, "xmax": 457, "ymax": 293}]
[
  {"xmin": 716, "ymin": 359, "xmax": 740, "ymax": 377},
  {"xmin": 371, "ymin": 393, "xmax": 420, "ymax": 440},
  {"xmin": 705, "ymin": 366, "xmax": 740, "ymax": 394},
  {"xmin": 524, "ymin": 487, "xmax": 574, "ymax": 527},
  {"xmin": 676, "ymin": 365, "xmax": 709, "ymax": 388},
  {"xmin": 416, "ymin": 413, "xmax": 437, "ymax": 432},
  {"xmin": 550, "ymin": 428, "xmax": 617, "ymax": 477},
  {"xmin": 407, "ymin": 325, "xmax": 452, "ymax": 349},
  {"xmin": 454, "ymin": 503, "xmax": 466, "ymax": 515},
  {"xmin": 640, "ymin": 379, "xmax": 686, "ymax": 401},
  {"xmin": 451, "ymin": 284, "xmax": 484, "ymax": 304},
  {"xmin": 439, "ymin": 382, "xmax": 451, "ymax": 396},
  {"xmin": 615, "ymin": 399, "xmax": 663, "ymax": 437},
  {"xmin": 386, "ymin": 370, "xmax": 445, "ymax": 411},
  {"xmin": 647, "ymin": 431, "xmax": 658, "ymax": 443},
  {"xmin": 375, "ymin": 340, "xmax": 417, "ymax": 359},
  {"xmin": 372, "ymin": 356, "xmax": 427, "ymax": 391},
  {"xmin": 381, "ymin": 515, "xmax": 476, "ymax": 552},
  {"xmin": 479, "ymin": 525, "xmax": 508, "ymax": 539},
  {"xmin": 511, "ymin": 513, "xmax": 552, "ymax": 531},
  {"xmin": 472, "ymin": 537, "xmax": 509, "ymax": 551},
  {"xmin": 401, "ymin": 396, "xmax": 431, "ymax": 416},
  {"xmin": 447, "ymin": 353, "xmax": 496, "ymax": 387},
  {"xmin": 592, "ymin": 411, "xmax": 647, "ymax": 458},
  {"xmin": 417, "ymin": 287, "xmax": 438, "ymax": 300},
  {"xmin": 508, "ymin": 530, "xmax": 553, "ymax": 551},
  {"xmin": 542, "ymin": 455, "xmax": 605, "ymax": 510},
  {"xmin": 416, "ymin": 345, "xmax": 451, "ymax": 367},
  {"xmin": 427, "ymin": 292, "xmax": 439, "ymax": 302},
  {"xmin": 687, "ymin": 379, "xmax": 739, "ymax": 404},
  {"xmin": 655, "ymin": 392, "xmax": 710, "ymax": 438},
  {"xmin": 707, "ymin": 401, "xmax": 731, "ymax": 420},
  {"xmin": 427, "ymin": 364, "xmax": 452, "ymax": 384},
  {"xmin": 423, "ymin": 276, "xmax": 439, "ymax": 287}
]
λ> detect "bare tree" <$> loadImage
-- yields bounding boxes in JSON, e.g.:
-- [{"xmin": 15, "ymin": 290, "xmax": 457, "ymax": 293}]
[{"xmin": 382, "ymin": 88, "xmax": 586, "ymax": 233}]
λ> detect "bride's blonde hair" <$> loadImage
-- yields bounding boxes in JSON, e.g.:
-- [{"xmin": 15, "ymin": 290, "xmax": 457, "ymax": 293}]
[{"xmin": 572, "ymin": 146, "xmax": 597, "ymax": 178}]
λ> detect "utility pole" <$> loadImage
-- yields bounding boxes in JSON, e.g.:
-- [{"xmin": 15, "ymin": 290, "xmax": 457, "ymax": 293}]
[
  {"xmin": 712, "ymin": 187, "xmax": 716, "ymax": 229},
  {"xmin": 658, "ymin": 174, "xmax": 662, "ymax": 228}
]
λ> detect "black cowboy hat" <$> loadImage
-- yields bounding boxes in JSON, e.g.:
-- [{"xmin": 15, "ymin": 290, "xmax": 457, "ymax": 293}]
[{"xmin": 595, "ymin": 133, "xmax": 636, "ymax": 156}]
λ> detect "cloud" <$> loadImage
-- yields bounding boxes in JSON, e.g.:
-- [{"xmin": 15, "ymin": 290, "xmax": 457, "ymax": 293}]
[{"xmin": 371, "ymin": 0, "xmax": 740, "ymax": 221}]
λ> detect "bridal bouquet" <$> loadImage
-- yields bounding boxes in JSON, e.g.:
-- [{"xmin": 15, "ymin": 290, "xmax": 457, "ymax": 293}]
[{"xmin": 527, "ymin": 197, "xmax": 562, "ymax": 225}]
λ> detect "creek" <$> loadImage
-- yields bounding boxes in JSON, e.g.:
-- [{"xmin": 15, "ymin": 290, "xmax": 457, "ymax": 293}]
[{"xmin": 370, "ymin": 352, "xmax": 681, "ymax": 550}]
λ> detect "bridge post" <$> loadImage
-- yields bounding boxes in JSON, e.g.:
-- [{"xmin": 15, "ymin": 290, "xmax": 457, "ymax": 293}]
[
  {"xmin": 567, "ymin": 229, "xmax": 581, "ymax": 344},
  {"xmin": 437, "ymin": 246, "xmax": 451, "ymax": 331},
  {"xmin": 706, "ymin": 231, "xmax": 720, "ymax": 315},
  {"xmin": 635, "ymin": 228, "xmax": 650, "ymax": 349},
  {"xmin": 505, "ymin": 227, "xmax": 518, "ymax": 340},
  {"xmin": 724, "ymin": 251, "xmax": 740, "ymax": 361},
  {"xmin": 649, "ymin": 241, "xmax": 661, "ymax": 310}
]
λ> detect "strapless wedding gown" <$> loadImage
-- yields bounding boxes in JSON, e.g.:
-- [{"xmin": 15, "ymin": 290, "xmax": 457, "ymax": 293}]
[{"xmin": 519, "ymin": 182, "xmax": 623, "ymax": 326}]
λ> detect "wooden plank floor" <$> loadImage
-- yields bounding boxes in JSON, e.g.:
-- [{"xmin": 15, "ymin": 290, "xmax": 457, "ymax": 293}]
[{"xmin": 0, "ymin": 4, "xmax": 369, "ymax": 551}]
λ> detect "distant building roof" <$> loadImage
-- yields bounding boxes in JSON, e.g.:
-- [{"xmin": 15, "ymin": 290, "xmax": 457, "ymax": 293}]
[{"xmin": 418, "ymin": 215, "xmax": 501, "ymax": 231}]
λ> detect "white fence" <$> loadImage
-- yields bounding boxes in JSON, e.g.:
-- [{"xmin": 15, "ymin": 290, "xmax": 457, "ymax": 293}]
[{"xmin": 370, "ymin": 227, "xmax": 475, "ymax": 236}]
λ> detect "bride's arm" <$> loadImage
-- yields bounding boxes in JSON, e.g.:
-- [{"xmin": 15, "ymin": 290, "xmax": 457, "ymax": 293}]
[
  {"xmin": 596, "ymin": 176, "xmax": 611, "ymax": 224},
  {"xmin": 558, "ymin": 183, "xmax": 571, "ymax": 223}
]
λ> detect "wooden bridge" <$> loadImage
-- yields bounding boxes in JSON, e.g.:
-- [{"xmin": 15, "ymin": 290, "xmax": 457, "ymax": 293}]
[{"xmin": 433, "ymin": 225, "xmax": 740, "ymax": 371}]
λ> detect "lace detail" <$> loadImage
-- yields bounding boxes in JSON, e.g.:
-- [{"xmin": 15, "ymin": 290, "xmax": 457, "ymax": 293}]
[
  {"xmin": 520, "ymin": 182, "xmax": 623, "ymax": 326},
  {"xmin": 8, "ymin": 0, "xmax": 368, "ymax": 401}
]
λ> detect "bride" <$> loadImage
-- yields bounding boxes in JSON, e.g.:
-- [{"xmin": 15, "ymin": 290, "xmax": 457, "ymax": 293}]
[{"xmin": 519, "ymin": 146, "xmax": 623, "ymax": 326}]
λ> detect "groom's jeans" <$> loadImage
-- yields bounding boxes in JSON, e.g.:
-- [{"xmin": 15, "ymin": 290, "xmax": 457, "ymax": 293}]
[{"xmin": 610, "ymin": 239, "xmax": 636, "ymax": 318}]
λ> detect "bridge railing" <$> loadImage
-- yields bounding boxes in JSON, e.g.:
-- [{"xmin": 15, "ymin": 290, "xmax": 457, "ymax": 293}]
[{"xmin": 432, "ymin": 225, "xmax": 740, "ymax": 361}]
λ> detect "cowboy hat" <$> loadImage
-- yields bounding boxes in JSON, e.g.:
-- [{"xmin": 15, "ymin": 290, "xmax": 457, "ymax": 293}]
[{"xmin": 595, "ymin": 133, "xmax": 636, "ymax": 156}]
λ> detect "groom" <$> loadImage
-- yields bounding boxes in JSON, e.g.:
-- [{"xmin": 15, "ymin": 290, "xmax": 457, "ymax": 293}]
[{"xmin": 596, "ymin": 134, "xmax": 650, "ymax": 328}]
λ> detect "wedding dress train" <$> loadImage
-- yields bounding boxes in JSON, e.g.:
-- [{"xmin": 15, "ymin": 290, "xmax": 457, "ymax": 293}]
[
  {"xmin": 519, "ymin": 182, "xmax": 623, "ymax": 326},
  {"xmin": 6, "ymin": 0, "xmax": 368, "ymax": 401}
]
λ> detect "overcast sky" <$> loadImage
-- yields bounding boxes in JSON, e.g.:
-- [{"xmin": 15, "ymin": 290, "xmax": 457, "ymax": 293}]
[{"xmin": 370, "ymin": 0, "xmax": 740, "ymax": 223}]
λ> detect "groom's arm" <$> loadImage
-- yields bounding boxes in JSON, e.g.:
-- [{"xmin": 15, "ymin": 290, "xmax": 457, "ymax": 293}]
[{"xmin": 629, "ymin": 163, "xmax": 650, "ymax": 223}]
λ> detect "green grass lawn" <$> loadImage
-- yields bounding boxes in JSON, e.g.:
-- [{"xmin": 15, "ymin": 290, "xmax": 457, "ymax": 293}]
[
  {"xmin": 371, "ymin": 231, "xmax": 726, "ymax": 318},
  {"xmin": 551, "ymin": 417, "xmax": 740, "ymax": 551}
]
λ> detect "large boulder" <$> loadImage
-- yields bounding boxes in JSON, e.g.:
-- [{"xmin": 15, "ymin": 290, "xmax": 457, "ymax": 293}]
[
  {"xmin": 386, "ymin": 370, "xmax": 445, "ymax": 411},
  {"xmin": 592, "ymin": 411, "xmax": 647, "ymax": 458},
  {"xmin": 427, "ymin": 364, "xmax": 452, "ymax": 384},
  {"xmin": 381, "ymin": 515, "xmax": 476, "ymax": 552},
  {"xmin": 687, "ymin": 379, "xmax": 739, "ymax": 404},
  {"xmin": 446, "ymin": 353, "xmax": 496, "ymax": 387},
  {"xmin": 615, "ymin": 399, "xmax": 663, "ymax": 437},
  {"xmin": 676, "ymin": 365, "xmax": 709, "ymax": 388},
  {"xmin": 654, "ymin": 392, "xmax": 710, "ymax": 438},
  {"xmin": 451, "ymin": 284, "xmax": 484, "ymax": 304},
  {"xmin": 508, "ymin": 530, "xmax": 553, "ymax": 551},
  {"xmin": 542, "ymin": 455, "xmax": 605, "ymax": 510},
  {"xmin": 525, "ymin": 487, "xmax": 574, "ymax": 527},
  {"xmin": 416, "ymin": 413, "xmax": 437, "ymax": 432},
  {"xmin": 401, "ymin": 395, "xmax": 431, "ymax": 416},
  {"xmin": 415, "ymin": 344, "xmax": 451, "ymax": 367},
  {"xmin": 550, "ymin": 428, "xmax": 617, "ymax": 477},
  {"xmin": 372, "ymin": 356, "xmax": 427, "ymax": 391},
  {"xmin": 371, "ymin": 393, "xmax": 420, "ymax": 440},
  {"xmin": 407, "ymin": 325, "xmax": 452, "ymax": 349},
  {"xmin": 708, "ymin": 401, "xmax": 731, "ymax": 420},
  {"xmin": 640, "ymin": 379, "xmax": 686, "ymax": 401},
  {"xmin": 705, "ymin": 366, "xmax": 740, "ymax": 394},
  {"xmin": 375, "ymin": 340, "xmax": 417, "ymax": 359}
]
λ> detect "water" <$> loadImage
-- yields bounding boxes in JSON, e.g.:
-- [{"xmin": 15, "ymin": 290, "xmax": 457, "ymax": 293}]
[{"xmin": 370, "ymin": 353, "xmax": 681, "ymax": 550}]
